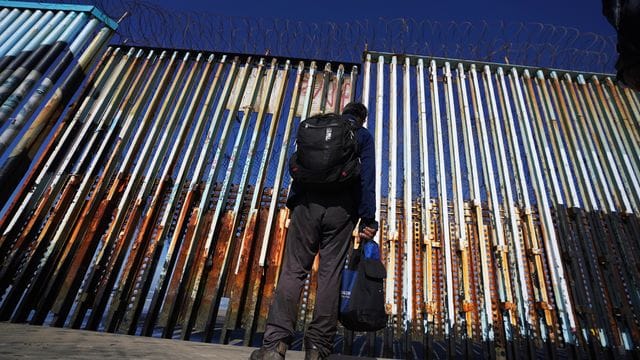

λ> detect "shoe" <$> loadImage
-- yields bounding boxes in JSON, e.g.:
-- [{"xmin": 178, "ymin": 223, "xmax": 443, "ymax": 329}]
[
  {"xmin": 249, "ymin": 341, "xmax": 287, "ymax": 360},
  {"xmin": 304, "ymin": 344, "xmax": 326, "ymax": 360}
]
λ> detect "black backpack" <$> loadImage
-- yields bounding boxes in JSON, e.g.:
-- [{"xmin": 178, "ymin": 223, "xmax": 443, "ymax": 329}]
[
  {"xmin": 339, "ymin": 239, "xmax": 387, "ymax": 332},
  {"xmin": 289, "ymin": 113, "xmax": 360, "ymax": 186}
]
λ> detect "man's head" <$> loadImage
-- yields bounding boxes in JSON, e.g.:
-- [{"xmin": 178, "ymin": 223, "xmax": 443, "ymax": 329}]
[{"xmin": 342, "ymin": 102, "xmax": 368, "ymax": 126}]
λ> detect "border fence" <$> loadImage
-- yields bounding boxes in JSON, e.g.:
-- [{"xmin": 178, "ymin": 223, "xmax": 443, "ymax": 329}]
[{"xmin": 0, "ymin": 2, "xmax": 639, "ymax": 359}]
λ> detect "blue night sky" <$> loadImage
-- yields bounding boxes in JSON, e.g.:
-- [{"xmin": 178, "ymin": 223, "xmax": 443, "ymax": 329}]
[{"xmin": 153, "ymin": 0, "xmax": 615, "ymax": 36}]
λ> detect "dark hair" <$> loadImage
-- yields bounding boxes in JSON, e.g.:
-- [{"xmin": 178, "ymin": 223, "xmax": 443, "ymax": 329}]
[{"xmin": 342, "ymin": 102, "xmax": 368, "ymax": 124}]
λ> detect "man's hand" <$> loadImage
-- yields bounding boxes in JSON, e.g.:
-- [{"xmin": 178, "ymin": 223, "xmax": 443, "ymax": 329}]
[{"xmin": 359, "ymin": 226, "xmax": 377, "ymax": 240}]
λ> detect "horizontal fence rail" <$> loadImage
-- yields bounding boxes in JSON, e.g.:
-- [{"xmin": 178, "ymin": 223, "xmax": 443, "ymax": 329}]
[{"xmin": 0, "ymin": 22, "xmax": 639, "ymax": 359}]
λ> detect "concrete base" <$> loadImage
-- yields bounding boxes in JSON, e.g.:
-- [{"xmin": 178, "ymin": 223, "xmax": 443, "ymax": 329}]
[{"xmin": 0, "ymin": 323, "xmax": 385, "ymax": 359}]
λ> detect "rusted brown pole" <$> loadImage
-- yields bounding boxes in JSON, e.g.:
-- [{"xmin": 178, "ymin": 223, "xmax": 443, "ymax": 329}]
[
  {"xmin": 220, "ymin": 59, "xmax": 290, "ymax": 344},
  {"xmin": 117, "ymin": 54, "xmax": 227, "ymax": 335},
  {"xmin": 180, "ymin": 58, "xmax": 267, "ymax": 341},
  {"xmin": 47, "ymin": 50, "xmax": 180, "ymax": 328},
  {"xmin": 140, "ymin": 57, "xmax": 240, "ymax": 337},
  {"xmin": 456, "ymin": 63, "xmax": 493, "ymax": 343},
  {"xmin": 29, "ymin": 49, "xmax": 165, "ymax": 327},
  {"xmin": 0, "ymin": 48, "xmax": 124, "ymax": 318},
  {"xmin": 0, "ymin": 47, "xmax": 136, "ymax": 321},
  {"xmin": 154, "ymin": 57, "xmax": 255, "ymax": 339},
  {"xmin": 59, "ymin": 51, "xmax": 190, "ymax": 329},
  {"xmin": 102, "ymin": 53, "xmax": 217, "ymax": 333},
  {"xmin": 70, "ymin": 52, "xmax": 202, "ymax": 331},
  {"xmin": 0, "ymin": 45, "xmax": 113, "ymax": 257},
  {"xmin": 22, "ymin": 49, "xmax": 154, "ymax": 326},
  {"xmin": 243, "ymin": 61, "xmax": 306, "ymax": 344}
]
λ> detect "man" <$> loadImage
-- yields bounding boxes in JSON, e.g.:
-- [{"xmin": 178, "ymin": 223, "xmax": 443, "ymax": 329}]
[
  {"xmin": 250, "ymin": 102, "xmax": 378, "ymax": 360},
  {"xmin": 603, "ymin": 0, "xmax": 640, "ymax": 90}
]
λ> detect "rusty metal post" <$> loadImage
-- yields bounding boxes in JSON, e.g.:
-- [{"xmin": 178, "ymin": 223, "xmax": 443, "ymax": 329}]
[
  {"xmin": 0, "ymin": 47, "xmax": 135, "ymax": 321},
  {"xmin": 429, "ymin": 60, "xmax": 455, "ymax": 340},
  {"xmin": 456, "ymin": 63, "xmax": 493, "ymax": 346},
  {"xmin": 0, "ymin": 18, "xmax": 100, "ymax": 148},
  {"xmin": 141, "ymin": 56, "xmax": 240, "ymax": 337},
  {"xmin": 0, "ymin": 24, "xmax": 113, "ymax": 205},
  {"xmin": 103, "ymin": 53, "xmax": 217, "ymax": 333},
  {"xmin": 443, "ymin": 62, "xmax": 473, "ymax": 338},
  {"xmin": 64, "ymin": 51, "xmax": 194, "ymax": 329},
  {"xmin": 221, "ymin": 60, "xmax": 290, "ymax": 344}
]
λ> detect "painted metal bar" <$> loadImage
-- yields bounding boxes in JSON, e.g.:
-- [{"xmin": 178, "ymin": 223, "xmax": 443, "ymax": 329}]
[
  {"xmin": 374, "ymin": 56, "xmax": 384, "ymax": 247},
  {"xmin": 29, "ymin": 50, "xmax": 164, "ymax": 329},
  {"xmin": 606, "ymin": 79, "xmax": 640, "ymax": 167},
  {"xmin": 0, "ymin": 18, "xmax": 101, "ymax": 151},
  {"xmin": 567, "ymin": 75, "xmax": 633, "ymax": 350},
  {"xmin": 103, "ymin": 53, "xmax": 216, "ymax": 333},
  {"xmin": 154, "ymin": 57, "xmax": 253, "ymax": 338},
  {"xmin": 0, "ymin": 47, "xmax": 132, "ymax": 320},
  {"xmin": 515, "ymin": 68, "xmax": 577, "ymax": 343},
  {"xmin": 0, "ymin": 46, "xmax": 121, "ymax": 284},
  {"xmin": 141, "ymin": 56, "xmax": 239, "ymax": 337},
  {"xmin": 578, "ymin": 76, "xmax": 632, "ymax": 213},
  {"xmin": 595, "ymin": 77, "xmax": 640, "ymax": 212},
  {"xmin": 492, "ymin": 67, "xmax": 532, "ymax": 334},
  {"xmin": 0, "ymin": 10, "xmax": 53, "ymax": 60},
  {"xmin": 333, "ymin": 64, "xmax": 344, "ymax": 112},
  {"xmin": 223, "ymin": 60, "xmax": 290, "ymax": 345},
  {"xmin": 365, "ymin": 50, "xmax": 615, "ymax": 81},
  {"xmin": 117, "ymin": 54, "xmax": 226, "ymax": 335},
  {"xmin": 0, "ymin": 10, "xmax": 43, "ymax": 58},
  {"xmin": 212, "ymin": 59, "xmax": 283, "ymax": 343},
  {"xmin": 187, "ymin": 58, "xmax": 269, "ymax": 341},
  {"xmin": 472, "ymin": 64, "xmax": 514, "ymax": 344},
  {"xmin": 485, "ymin": 65, "xmax": 531, "ymax": 339},
  {"xmin": 0, "ymin": 8, "xmax": 9, "ymax": 21},
  {"xmin": 0, "ymin": 11, "xmax": 65, "ymax": 80},
  {"xmin": 0, "ymin": 42, "xmax": 113, "ymax": 255},
  {"xmin": 535, "ymin": 72, "xmax": 581, "ymax": 210},
  {"xmin": 402, "ymin": 57, "xmax": 414, "ymax": 328},
  {"xmin": 536, "ymin": 69, "xmax": 587, "ymax": 348},
  {"xmin": 0, "ymin": 1, "xmax": 117, "ymax": 30},
  {"xmin": 0, "ymin": 9, "xmax": 20, "ymax": 35},
  {"xmin": 348, "ymin": 65, "xmax": 357, "ymax": 104},
  {"xmin": 10, "ymin": 48, "xmax": 146, "ymax": 324},
  {"xmin": 0, "ymin": 9, "xmax": 33, "ymax": 46},
  {"xmin": 430, "ymin": 60, "xmax": 454, "ymax": 337},
  {"xmin": 497, "ymin": 67, "xmax": 547, "ymax": 340},
  {"xmin": 362, "ymin": 54, "xmax": 371, "ymax": 114},
  {"xmin": 551, "ymin": 72, "xmax": 618, "ymax": 351},
  {"xmin": 415, "ymin": 59, "xmax": 432, "ymax": 327},
  {"xmin": 0, "ymin": 11, "xmax": 84, "ymax": 101},
  {"xmin": 47, "ymin": 51, "xmax": 177, "ymax": 328},
  {"xmin": 386, "ymin": 56, "xmax": 398, "ymax": 324},
  {"xmin": 257, "ymin": 61, "xmax": 313, "ymax": 268},
  {"xmin": 455, "ymin": 63, "xmax": 493, "ymax": 343},
  {"xmin": 443, "ymin": 62, "xmax": 472, "ymax": 337},
  {"xmin": 79, "ymin": 52, "xmax": 203, "ymax": 331},
  {"xmin": 64, "ymin": 51, "xmax": 193, "ymax": 329},
  {"xmin": 252, "ymin": 62, "xmax": 306, "ymax": 341},
  {"xmin": 238, "ymin": 61, "xmax": 295, "ymax": 341},
  {"xmin": 0, "ymin": 24, "xmax": 113, "ymax": 204}
]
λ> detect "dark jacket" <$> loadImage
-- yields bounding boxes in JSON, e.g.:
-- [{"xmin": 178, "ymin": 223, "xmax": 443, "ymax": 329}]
[
  {"xmin": 286, "ymin": 114, "xmax": 377, "ymax": 227},
  {"xmin": 603, "ymin": 0, "xmax": 640, "ymax": 90}
]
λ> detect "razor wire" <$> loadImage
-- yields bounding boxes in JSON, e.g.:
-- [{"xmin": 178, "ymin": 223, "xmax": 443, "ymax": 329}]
[{"xmin": 45, "ymin": 0, "xmax": 618, "ymax": 73}]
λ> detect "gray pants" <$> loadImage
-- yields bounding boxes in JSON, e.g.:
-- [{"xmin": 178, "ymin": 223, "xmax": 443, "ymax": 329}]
[{"xmin": 262, "ymin": 189, "xmax": 356, "ymax": 357}]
